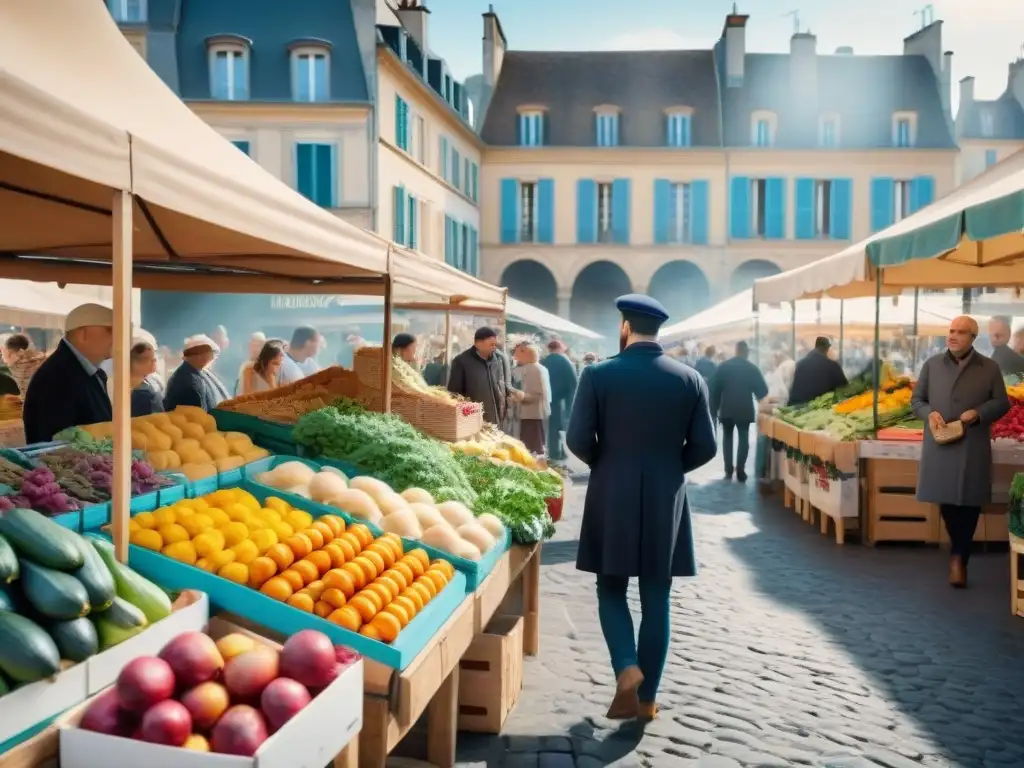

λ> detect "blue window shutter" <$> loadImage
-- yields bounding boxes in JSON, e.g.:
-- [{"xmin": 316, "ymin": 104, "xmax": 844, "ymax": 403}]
[
  {"xmin": 690, "ymin": 180, "xmax": 709, "ymax": 245},
  {"xmin": 765, "ymin": 178, "xmax": 785, "ymax": 239},
  {"xmin": 910, "ymin": 176, "xmax": 934, "ymax": 213},
  {"xmin": 468, "ymin": 227, "xmax": 478, "ymax": 275},
  {"xmin": 683, "ymin": 116, "xmax": 691, "ymax": 147},
  {"xmin": 452, "ymin": 149, "xmax": 461, "ymax": 188},
  {"xmin": 986, "ymin": 149, "xmax": 998, "ymax": 167},
  {"xmin": 295, "ymin": 143, "xmax": 314, "ymax": 201},
  {"xmin": 407, "ymin": 195, "xmax": 417, "ymax": 249},
  {"xmin": 393, "ymin": 186, "xmax": 406, "ymax": 244},
  {"xmin": 653, "ymin": 179, "xmax": 671, "ymax": 244},
  {"xmin": 612, "ymin": 179, "xmax": 630, "ymax": 244},
  {"xmin": 795, "ymin": 178, "xmax": 815, "ymax": 240},
  {"xmin": 232, "ymin": 54, "xmax": 247, "ymax": 99},
  {"xmin": 499, "ymin": 178, "xmax": 519, "ymax": 244},
  {"xmin": 440, "ymin": 137, "xmax": 448, "ymax": 181},
  {"xmin": 443, "ymin": 216, "xmax": 452, "ymax": 264},
  {"xmin": 471, "ymin": 163, "xmax": 479, "ymax": 201},
  {"xmin": 314, "ymin": 145, "xmax": 334, "ymax": 206},
  {"xmin": 830, "ymin": 178, "xmax": 852, "ymax": 239},
  {"xmin": 313, "ymin": 54, "xmax": 328, "ymax": 100},
  {"xmin": 870, "ymin": 177, "xmax": 894, "ymax": 232},
  {"xmin": 394, "ymin": 96, "xmax": 402, "ymax": 147},
  {"xmin": 729, "ymin": 176, "xmax": 750, "ymax": 239},
  {"xmin": 576, "ymin": 179, "xmax": 597, "ymax": 244},
  {"xmin": 537, "ymin": 178, "xmax": 555, "ymax": 244},
  {"xmin": 232, "ymin": 140, "xmax": 250, "ymax": 156}
]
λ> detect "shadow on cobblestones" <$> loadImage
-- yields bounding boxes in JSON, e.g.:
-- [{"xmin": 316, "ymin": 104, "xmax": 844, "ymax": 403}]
[{"xmin": 540, "ymin": 539, "xmax": 580, "ymax": 566}]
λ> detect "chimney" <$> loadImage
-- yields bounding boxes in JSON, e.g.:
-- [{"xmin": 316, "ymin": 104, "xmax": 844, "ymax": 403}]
[
  {"xmin": 1010, "ymin": 58, "xmax": 1024, "ymax": 107},
  {"xmin": 959, "ymin": 76, "xmax": 975, "ymax": 108},
  {"xmin": 835, "ymin": 46, "xmax": 853, "ymax": 54},
  {"xmin": 941, "ymin": 51, "xmax": 953, "ymax": 120},
  {"xmin": 721, "ymin": 12, "xmax": 748, "ymax": 87},
  {"xmin": 480, "ymin": 5, "xmax": 506, "ymax": 122},
  {"xmin": 904, "ymin": 21, "xmax": 946, "ymax": 113},
  {"xmin": 395, "ymin": 0, "xmax": 429, "ymax": 54},
  {"xmin": 789, "ymin": 32, "xmax": 817, "ymax": 97}
]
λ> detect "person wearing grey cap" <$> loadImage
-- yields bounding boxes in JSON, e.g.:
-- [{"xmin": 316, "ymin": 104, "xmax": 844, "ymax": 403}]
[{"xmin": 23, "ymin": 303, "xmax": 116, "ymax": 443}]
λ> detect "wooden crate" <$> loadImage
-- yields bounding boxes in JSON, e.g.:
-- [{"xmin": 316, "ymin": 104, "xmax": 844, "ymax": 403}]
[
  {"xmin": 457, "ymin": 615, "xmax": 524, "ymax": 734},
  {"xmin": 1011, "ymin": 534, "xmax": 1024, "ymax": 618},
  {"xmin": 865, "ymin": 459, "xmax": 939, "ymax": 544}
]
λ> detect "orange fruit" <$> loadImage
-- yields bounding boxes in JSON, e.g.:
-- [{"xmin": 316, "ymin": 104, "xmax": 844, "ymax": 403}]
[
  {"xmin": 302, "ymin": 580, "xmax": 326, "ymax": 600},
  {"xmin": 375, "ymin": 537, "xmax": 402, "ymax": 563},
  {"xmin": 424, "ymin": 570, "xmax": 448, "ymax": 593},
  {"xmin": 414, "ymin": 575, "xmax": 437, "ymax": 599},
  {"xmin": 406, "ymin": 548, "xmax": 430, "ymax": 572},
  {"xmin": 374, "ymin": 574, "xmax": 401, "ymax": 602},
  {"xmin": 323, "ymin": 543, "xmax": 346, "ymax": 569},
  {"xmin": 333, "ymin": 536, "xmax": 357, "ymax": 563},
  {"xmin": 320, "ymin": 515, "xmax": 346, "ymax": 537},
  {"xmin": 323, "ymin": 568, "xmax": 357, "ymax": 597},
  {"xmin": 382, "ymin": 567, "xmax": 408, "ymax": 591},
  {"xmin": 349, "ymin": 524, "xmax": 374, "ymax": 549},
  {"xmin": 305, "ymin": 550, "xmax": 332, "ymax": 576},
  {"xmin": 365, "ymin": 582, "xmax": 392, "ymax": 607},
  {"xmin": 360, "ymin": 623, "xmax": 382, "ymax": 641},
  {"xmin": 426, "ymin": 564, "xmax": 450, "ymax": 585},
  {"xmin": 321, "ymin": 588, "xmax": 348, "ymax": 609},
  {"xmin": 286, "ymin": 593, "xmax": 315, "ymax": 612},
  {"xmin": 248, "ymin": 557, "xmax": 277, "ymax": 588},
  {"xmin": 430, "ymin": 558, "xmax": 454, "ymax": 580},
  {"xmin": 400, "ymin": 554, "xmax": 425, "ymax": 578},
  {"xmin": 368, "ymin": 541, "xmax": 396, "ymax": 568},
  {"xmin": 341, "ymin": 561, "xmax": 366, "ymax": 590},
  {"xmin": 355, "ymin": 588, "xmax": 383, "ymax": 613},
  {"xmin": 291, "ymin": 559, "xmax": 319, "ymax": 586},
  {"xmin": 408, "ymin": 581, "xmax": 432, "ymax": 607},
  {"xmin": 279, "ymin": 568, "xmax": 305, "ymax": 592},
  {"xmin": 393, "ymin": 594, "xmax": 418, "ymax": 620},
  {"xmin": 381, "ymin": 531, "xmax": 404, "ymax": 551},
  {"xmin": 329, "ymin": 605, "xmax": 362, "ymax": 632},
  {"xmin": 351, "ymin": 556, "xmax": 378, "ymax": 583},
  {"xmin": 384, "ymin": 602, "xmax": 410, "ymax": 628},
  {"xmin": 361, "ymin": 549, "xmax": 385, "ymax": 576},
  {"xmin": 339, "ymin": 532, "xmax": 362, "ymax": 556},
  {"xmin": 266, "ymin": 542, "xmax": 295, "ymax": 571},
  {"xmin": 285, "ymin": 533, "xmax": 313, "ymax": 559},
  {"xmin": 310, "ymin": 520, "xmax": 335, "ymax": 544},
  {"xmin": 390, "ymin": 562, "xmax": 414, "ymax": 588},
  {"xmin": 314, "ymin": 600, "xmax": 334, "ymax": 618},
  {"xmin": 302, "ymin": 527, "xmax": 325, "ymax": 550},
  {"xmin": 371, "ymin": 611, "xmax": 401, "ymax": 643},
  {"xmin": 349, "ymin": 594, "xmax": 378, "ymax": 623},
  {"xmin": 400, "ymin": 588, "xmax": 424, "ymax": 613},
  {"xmin": 259, "ymin": 576, "xmax": 294, "ymax": 601}
]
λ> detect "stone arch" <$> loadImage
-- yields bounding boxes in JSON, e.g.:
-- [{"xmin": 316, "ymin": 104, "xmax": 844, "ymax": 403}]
[
  {"xmin": 648, "ymin": 261, "xmax": 711, "ymax": 323},
  {"xmin": 731, "ymin": 259, "xmax": 781, "ymax": 294},
  {"xmin": 570, "ymin": 261, "xmax": 632, "ymax": 338},
  {"xmin": 500, "ymin": 260, "xmax": 558, "ymax": 315}
]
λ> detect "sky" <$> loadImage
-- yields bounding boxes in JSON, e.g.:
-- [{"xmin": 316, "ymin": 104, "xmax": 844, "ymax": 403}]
[{"xmin": 426, "ymin": 0, "xmax": 1024, "ymax": 108}]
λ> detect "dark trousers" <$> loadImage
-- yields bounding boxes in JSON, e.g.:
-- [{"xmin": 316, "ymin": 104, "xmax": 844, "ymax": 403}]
[
  {"xmin": 940, "ymin": 504, "xmax": 981, "ymax": 563},
  {"xmin": 720, "ymin": 419, "xmax": 750, "ymax": 474},
  {"xmin": 547, "ymin": 404, "xmax": 566, "ymax": 461}
]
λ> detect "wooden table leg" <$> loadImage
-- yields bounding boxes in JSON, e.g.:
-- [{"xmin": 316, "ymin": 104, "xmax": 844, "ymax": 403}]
[
  {"xmin": 334, "ymin": 737, "xmax": 359, "ymax": 768},
  {"xmin": 1011, "ymin": 546, "xmax": 1019, "ymax": 617},
  {"xmin": 522, "ymin": 544, "xmax": 541, "ymax": 657},
  {"xmin": 426, "ymin": 664, "xmax": 459, "ymax": 768}
]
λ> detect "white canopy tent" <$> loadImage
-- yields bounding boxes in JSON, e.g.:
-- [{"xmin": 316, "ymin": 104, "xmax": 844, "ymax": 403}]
[{"xmin": 506, "ymin": 298, "xmax": 602, "ymax": 339}]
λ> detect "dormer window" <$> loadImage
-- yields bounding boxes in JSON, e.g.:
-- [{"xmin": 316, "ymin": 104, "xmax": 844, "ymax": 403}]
[
  {"xmin": 981, "ymin": 111, "xmax": 995, "ymax": 138},
  {"xmin": 290, "ymin": 41, "xmax": 331, "ymax": 102},
  {"xmin": 207, "ymin": 36, "xmax": 251, "ymax": 101},
  {"xmin": 665, "ymin": 108, "xmax": 692, "ymax": 148},
  {"xmin": 594, "ymin": 106, "xmax": 620, "ymax": 147},
  {"xmin": 109, "ymin": 0, "xmax": 145, "ymax": 23},
  {"xmin": 893, "ymin": 112, "xmax": 916, "ymax": 147},
  {"xmin": 751, "ymin": 111, "xmax": 777, "ymax": 147},
  {"xmin": 517, "ymin": 108, "xmax": 546, "ymax": 147},
  {"xmin": 819, "ymin": 115, "xmax": 839, "ymax": 148}
]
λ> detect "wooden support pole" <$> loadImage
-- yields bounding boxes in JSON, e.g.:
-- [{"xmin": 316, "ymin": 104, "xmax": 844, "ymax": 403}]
[
  {"xmin": 111, "ymin": 190, "xmax": 133, "ymax": 563},
  {"xmin": 382, "ymin": 254, "xmax": 394, "ymax": 414}
]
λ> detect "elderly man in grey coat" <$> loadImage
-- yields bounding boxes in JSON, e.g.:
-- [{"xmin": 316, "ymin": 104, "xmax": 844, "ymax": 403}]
[{"xmin": 912, "ymin": 315, "xmax": 1010, "ymax": 588}]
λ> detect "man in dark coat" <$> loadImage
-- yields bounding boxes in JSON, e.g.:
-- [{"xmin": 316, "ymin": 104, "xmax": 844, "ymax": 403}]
[
  {"xmin": 447, "ymin": 327, "xmax": 521, "ymax": 425},
  {"xmin": 708, "ymin": 341, "xmax": 768, "ymax": 481},
  {"xmin": 542, "ymin": 339, "xmax": 578, "ymax": 463},
  {"xmin": 787, "ymin": 336, "xmax": 848, "ymax": 406},
  {"xmin": 912, "ymin": 316, "xmax": 1009, "ymax": 588},
  {"xmin": 693, "ymin": 345, "xmax": 717, "ymax": 382},
  {"xmin": 567, "ymin": 294, "xmax": 716, "ymax": 723},
  {"xmin": 987, "ymin": 315, "xmax": 1024, "ymax": 375},
  {"xmin": 24, "ymin": 304, "xmax": 115, "ymax": 443},
  {"xmin": 163, "ymin": 335, "xmax": 231, "ymax": 412}
]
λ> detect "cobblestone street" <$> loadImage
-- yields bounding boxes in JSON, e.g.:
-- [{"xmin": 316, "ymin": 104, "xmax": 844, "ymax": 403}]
[{"xmin": 455, "ymin": 441, "xmax": 1024, "ymax": 768}]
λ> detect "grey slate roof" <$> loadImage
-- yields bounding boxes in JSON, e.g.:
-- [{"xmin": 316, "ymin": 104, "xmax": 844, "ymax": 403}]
[
  {"xmin": 958, "ymin": 94, "xmax": 1024, "ymax": 140},
  {"xmin": 480, "ymin": 50, "xmax": 723, "ymax": 147},
  {"xmin": 175, "ymin": 0, "xmax": 369, "ymax": 102},
  {"xmin": 723, "ymin": 53, "xmax": 955, "ymax": 148}
]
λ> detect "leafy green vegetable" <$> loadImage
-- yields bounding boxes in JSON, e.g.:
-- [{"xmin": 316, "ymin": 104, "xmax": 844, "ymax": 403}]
[{"xmin": 454, "ymin": 455, "xmax": 559, "ymax": 544}]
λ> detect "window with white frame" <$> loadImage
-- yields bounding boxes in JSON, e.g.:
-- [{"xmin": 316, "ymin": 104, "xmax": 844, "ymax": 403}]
[
  {"xmin": 410, "ymin": 114, "xmax": 425, "ymax": 164},
  {"xmin": 750, "ymin": 179, "xmax": 768, "ymax": 236},
  {"xmin": 980, "ymin": 111, "xmax": 995, "ymax": 138},
  {"xmin": 209, "ymin": 45, "xmax": 249, "ymax": 101},
  {"xmin": 518, "ymin": 110, "xmax": 545, "ymax": 147},
  {"xmin": 668, "ymin": 183, "xmax": 692, "ymax": 243},
  {"xmin": 753, "ymin": 118, "xmax": 773, "ymax": 147},
  {"xmin": 595, "ymin": 111, "xmax": 619, "ymax": 147},
  {"xmin": 814, "ymin": 180, "xmax": 833, "ymax": 237},
  {"xmin": 109, "ymin": 0, "xmax": 145, "ymax": 22},
  {"xmin": 893, "ymin": 114, "xmax": 915, "ymax": 147},
  {"xmin": 893, "ymin": 180, "xmax": 912, "ymax": 221},
  {"xmin": 291, "ymin": 48, "xmax": 329, "ymax": 102},
  {"xmin": 666, "ymin": 112, "xmax": 691, "ymax": 148},
  {"xmin": 519, "ymin": 182, "xmax": 537, "ymax": 242},
  {"xmin": 819, "ymin": 116, "xmax": 838, "ymax": 148},
  {"xmin": 597, "ymin": 182, "xmax": 614, "ymax": 243}
]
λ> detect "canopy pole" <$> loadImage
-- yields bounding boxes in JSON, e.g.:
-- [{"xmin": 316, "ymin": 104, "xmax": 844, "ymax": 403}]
[
  {"xmin": 838, "ymin": 300, "xmax": 845, "ymax": 367},
  {"xmin": 382, "ymin": 251, "xmax": 394, "ymax": 414},
  {"xmin": 443, "ymin": 309, "xmax": 452, "ymax": 368},
  {"xmin": 790, "ymin": 303, "xmax": 797, "ymax": 359},
  {"xmin": 111, "ymin": 191, "xmax": 133, "ymax": 564},
  {"xmin": 872, "ymin": 271, "xmax": 882, "ymax": 433},
  {"xmin": 912, "ymin": 288, "xmax": 920, "ymax": 373}
]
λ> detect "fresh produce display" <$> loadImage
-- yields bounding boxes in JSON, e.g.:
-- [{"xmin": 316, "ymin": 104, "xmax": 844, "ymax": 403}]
[
  {"xmin": 992, "ymin": 397, "xmax": 1024, "ymax": 442},
  {"xmin": 453, "ymin": 454, "xmax": 560, "ymax": 544},
  {"xmin": 78, "ymin": 627, "xmax": 360, "ymax": 755},
  {"xmin": 0, "ymin": 508, "xmax": 172, "ymax": 693},
  {"xmin": 450, "ymin": 424, "xmax": 540, "ymax": 468},
  {"xmin": 774, "ymin": 378, "xmax": 915, "ymax": 441},
  {"xmin": 216, "ymin": 366, "xmax": 360, "ymax": 424},
  {"xmin": 359, "ymin": 347, "xmax": 474, "ymax": 409},
  {"xmin": 255, "ymin": 460, "xmax": 507, "ymax": 558},
  {"xmin": 80, "ymin": 406, "xmax": 270, "ymax": 481},
  {"xmin": 833, "ymin": 379, "xmax": 912, "ymax": 414}
]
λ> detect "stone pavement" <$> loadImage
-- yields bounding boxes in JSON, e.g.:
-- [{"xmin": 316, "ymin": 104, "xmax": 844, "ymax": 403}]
[{"xmin": 453, "ymin": 445, "xmax": 1024, "ymax": 768}]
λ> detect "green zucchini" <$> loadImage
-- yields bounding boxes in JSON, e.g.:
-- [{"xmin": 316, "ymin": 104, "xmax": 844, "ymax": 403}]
[
  {"xmin": 92, "ymin": 598, "xmax": 147, "ymax": 650},
  {"xmin": 0, "ymin": 671, "xmax": 9, "ymax": 697},
  {"xmin": 0, "ymin": 508, "xmax": 84, "ymax": 571},
  {"xmin": 20, "ymin": 559, "xmax": 90, "ymax": 620},
  {"xmin": 88, "ymin": 536, "xmax": 171, "ymax": 623},
  {"xmin": 49, "ymin": 616, "xmax": 98, "ymax": 662},
  {"xmin": 0, "ymin": 533, "xmax": 17, "ymax": 583},
  {"xmin": 0, "ymin": 610, "xmax": 61, "ymax": 683},
  {"xmin": 72, "ymin": 537, "xmax": 115, "ymax": 611},
  {"xmin": 0, "ymin": 582, "xmax": 22, "ymax": 613}
]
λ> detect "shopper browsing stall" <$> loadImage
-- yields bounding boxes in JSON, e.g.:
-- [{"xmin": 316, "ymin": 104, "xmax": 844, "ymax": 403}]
[
  {"xmin": 987, "ymin": 316, "xmax": 1024, "ymax": 375},
  {"xmin": 567, "ymin": 294, "xmax": 716, "ymax": 723},
  {"xmin": 542, "ymin": 339, "xmax": 578, "ymax": 464},
  {"xmin": 391, "ymin": 332, "xmax": 418, "ymax": 366},
  {"xmin": 787, "ymin": 336, "xmax": 848, "ymax": 407},
  {"xmin": 235, "ymin": 331, "xmax": 266, "ymax": 394},
  {"xmin": 2, "ymin": 333, "xmax": 45, "ymax": 394},
  {"xmin": 240, "ymin": 339, "xmax": 285, "ymax": 395},
  {"xmin": 23, "ymin": 303, "xmax": 114, "ymax": 443},
  {"xmin": 127, "ymin": 339, "xmax": 164, "ymax": 416},
  {"xmin": 279, "ymin": 326, "xmax": 322, "ymax": 385},
  {"xmin": 163, "ymin": 334, "xmax": 231, "ymax": 412},
  {"xmin": 448, "ymin": 326, "xmax": 521, "ymax": 426},
  {"xmin": 708, "ymin": 341, "xmax": 769, "ymax": 482}
]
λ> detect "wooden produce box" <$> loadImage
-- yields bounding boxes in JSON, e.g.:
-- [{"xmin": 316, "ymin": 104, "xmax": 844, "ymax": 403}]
[
  {"xmin": 865, "ymin": 458, "xmax": 939, "ymax": 544},
  {"xmin": 757, "ymin": 414, "xmax": 774, "ymax": 438},
  {"xmin": 457, "ymin": 615, "xmax": 524, "ymax": 734},
  {"xmin": 1010, "ymin": 534, "xmax": 1024, "ymax": 618}
]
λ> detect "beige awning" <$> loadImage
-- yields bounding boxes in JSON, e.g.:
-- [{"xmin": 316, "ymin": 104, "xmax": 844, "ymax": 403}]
[
  {"xmin": 389, "ymin": 246, "xmax": 507, "ymax": 310},
  {"xmin": 0, "ymin": 0, "xmax": 390, "ymax": 284}
]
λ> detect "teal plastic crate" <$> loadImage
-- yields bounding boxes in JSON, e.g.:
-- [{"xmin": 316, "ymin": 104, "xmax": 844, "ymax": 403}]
[{"xmin": 97, "ymin": 535, "xmax": 467, "ymax": 671}]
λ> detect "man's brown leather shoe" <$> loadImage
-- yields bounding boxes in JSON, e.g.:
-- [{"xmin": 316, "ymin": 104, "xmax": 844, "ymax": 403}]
[{"xmin": 949, "ymin": 556, "xmax": 967, "ymax": 588}]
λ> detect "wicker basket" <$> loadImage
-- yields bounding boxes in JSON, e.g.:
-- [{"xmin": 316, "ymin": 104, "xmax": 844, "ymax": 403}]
[
  {"xmin": 217, "ymin": 366, "xmax": 359, "ymax": 424},
  {"xmin": 356, "ymin": 380, "xmax": 483, "ymax": 440},
  {"xmin": 354, "ymin": 347, "xmax": 385, "ymax": 389},
  {"xmin": 0, "ymin": 419, "xmax": 25, "ymax": 448}
]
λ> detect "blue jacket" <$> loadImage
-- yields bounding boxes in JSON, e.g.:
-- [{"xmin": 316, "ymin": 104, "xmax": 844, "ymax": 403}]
[
  {"xmin": 23, "ymin": 341, "xmax": 112, "ymax": 443},
  {"xmin": 164, "ymin": 363, "xmax": 230, "ymax": 413},
  {"xmin": 541, "ymin": 352, "xmax": 578, "ymax": 428},
  {"xmin": 566, "ymin": 342, "xmax": 717, "ymax": 578}
]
